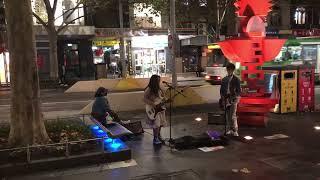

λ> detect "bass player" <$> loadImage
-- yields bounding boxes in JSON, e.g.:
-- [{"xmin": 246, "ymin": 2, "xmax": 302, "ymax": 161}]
[{"xmin": 220, "ymin": 63, "xmax": 241, "ymax": 137}]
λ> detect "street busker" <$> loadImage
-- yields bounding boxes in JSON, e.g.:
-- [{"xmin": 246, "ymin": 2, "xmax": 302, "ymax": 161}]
[
  {"xmin": 91, "ymin": 87, "xmax": 124, "ymax": 127},
  {"xmin": 220, "ymin": 63, "xmax": 241, "ymax": 137},
  {"xmin": 144, "ymin": 75, "xmax": 167, "ymax": 145}
]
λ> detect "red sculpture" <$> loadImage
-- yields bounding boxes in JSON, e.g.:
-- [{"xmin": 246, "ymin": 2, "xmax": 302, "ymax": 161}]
[{"xmin": 218, "ymin": 0, "xmax": 286, "ymax": 126}]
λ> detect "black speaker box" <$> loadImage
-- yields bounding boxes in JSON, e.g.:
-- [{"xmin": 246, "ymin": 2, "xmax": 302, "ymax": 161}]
[{"xmin": 208, "ymin": 112, "xmax": 225, "ymax": 125}]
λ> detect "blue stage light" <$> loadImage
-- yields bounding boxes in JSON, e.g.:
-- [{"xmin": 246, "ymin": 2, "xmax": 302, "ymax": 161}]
[
  {"xmin": 98, "ymin": 130, "xmax": 104, "ymax": 133},
  {"xmin": 110, "ymin": 142, "xmax": 121, "ymax": 149},
  {"xmin": 104, "ymin": 138, "xmax": 113, "ymax": 143},
  {"xmin": 92, "ymin": 125, "xmax": 99, "ymax": 130}
]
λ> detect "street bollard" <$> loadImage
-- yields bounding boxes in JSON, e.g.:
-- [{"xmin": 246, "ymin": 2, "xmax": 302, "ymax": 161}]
[
  {"xmin": 101, "ymin": 137, "xmax": 105, "ymax": 153},
  {"xmin": 26, "ymin": 144, "xmax": 31, "ymax": 163},
  {"xmin": 65, "ymin": 141, "xmax": 69, "ymax": 158}
]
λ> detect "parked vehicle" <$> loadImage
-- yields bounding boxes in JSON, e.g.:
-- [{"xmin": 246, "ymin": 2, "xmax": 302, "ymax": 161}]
[{"xmin": 204, "ymin": 65, "xmax": 227, "ymax": 85}]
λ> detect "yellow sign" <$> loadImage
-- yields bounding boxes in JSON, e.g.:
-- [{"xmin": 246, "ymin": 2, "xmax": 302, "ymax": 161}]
[
  {"xmin": 208, "ymin": 44, "xmax": 220, "ymax": 49},
  {"xmin": 92, "ymin": 40, "xmax": 120, "ymax": 47}
]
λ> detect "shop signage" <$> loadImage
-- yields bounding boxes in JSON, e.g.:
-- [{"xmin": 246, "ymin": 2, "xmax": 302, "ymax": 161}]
[
  {"xmin": 292, "ymin": 29, "xmax": 320, "ymax": 37},
  {"xmin": 34, "ymin": 25, "xmax": 95, "ymax": 36},
  {"xmin": 95, "ymin": 28, "xmax": 148, "ymax": 38},
  {"xmin": 279, "ymin": 30, "xmax": 293, "ymax": 35},
  {"xmin": 92, "ymin": 40, "xmax": 120, "ymax": 47},
  {"xmin": 181, "ymin": 35, "xmax": 208, "ymax": 46}
]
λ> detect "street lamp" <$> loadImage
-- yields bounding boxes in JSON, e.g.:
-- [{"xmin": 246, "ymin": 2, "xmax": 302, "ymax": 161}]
[
  {"xmin": 314, "ymin": 126, "xmax": 320, "ymax": 130},
  {"xmin": 244, "ymin": 136, "xmax": 253, "ymax": 140},
  {"xmin": 195, "ymin": 117, "xmax": 202, "ymax": 122}
]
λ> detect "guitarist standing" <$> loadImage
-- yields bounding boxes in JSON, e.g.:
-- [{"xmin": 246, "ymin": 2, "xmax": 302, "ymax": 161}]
[
  {"xmin": 144, "ymin": 75, "xmax": 167, "ymax": 145},
  {"xmin": 220, "ymin": 63, "xmax": 241, "ymax": 137}
]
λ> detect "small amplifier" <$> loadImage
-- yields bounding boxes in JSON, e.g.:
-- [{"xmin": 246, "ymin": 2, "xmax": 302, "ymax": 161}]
[{"xmin": 208, "ymin": 112, "xmax": 225, "ymax": 125}]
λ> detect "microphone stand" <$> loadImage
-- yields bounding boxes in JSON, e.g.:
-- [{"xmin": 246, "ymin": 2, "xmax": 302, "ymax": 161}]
[{"xmin": 163, "ymin": 82, "xmax": 185, "ymax": 147}]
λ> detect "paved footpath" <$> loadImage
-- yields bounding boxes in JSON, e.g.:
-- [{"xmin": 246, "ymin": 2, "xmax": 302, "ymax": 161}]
[{"xmin": 12, "ymin": 104, "xmax": 320, "ymax": 180}]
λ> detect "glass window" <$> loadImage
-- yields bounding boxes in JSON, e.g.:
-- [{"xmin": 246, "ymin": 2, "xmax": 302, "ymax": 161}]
[
  {"xmin": 294, "ymin": 7, "xmax": 306, "ymax": 25},
  {"xmin": 199, "ymin": 0, "xmax": 207, "ymax": 7},
  {"xmin": 302, "ymin": 45, "xmax": 317, "ymax": 61}
]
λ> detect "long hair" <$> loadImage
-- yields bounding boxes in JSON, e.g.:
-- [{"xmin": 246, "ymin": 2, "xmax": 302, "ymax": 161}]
[
  {"xmin": 147, "ymin": 75, "xmax": 161, "ymax": 97},
  {"xmin": 95, "ymin": 87, "xmax": 107, "ymax": 97}
]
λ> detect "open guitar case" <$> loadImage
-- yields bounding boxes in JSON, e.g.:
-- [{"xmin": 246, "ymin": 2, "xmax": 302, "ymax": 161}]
[{"xmin": 171, "ymin": 131, "xmax": 229, "ymax": 150}]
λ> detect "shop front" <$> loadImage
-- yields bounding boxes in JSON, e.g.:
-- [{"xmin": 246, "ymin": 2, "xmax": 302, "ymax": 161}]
[
  {"xmin": 180, "ymin": 35, "xmax": 210, "ymax": 73},
  {"xmin": 0, "ymin": 51, "xmax": 9, "ymax": 86},
  {"xmin": 34, "ymin": 25, "xmax": 96, "ymax": 81},
  {"xmin": 92, "ymin": 37, "xmax": 122, "ymax": 78},
  {"xmin": 131, "ymin": 35, "xmax": 168, "ymax": 77},
  {"xmin": 272, "ymin": 38, "xmax": 320, "ymax": 74}
]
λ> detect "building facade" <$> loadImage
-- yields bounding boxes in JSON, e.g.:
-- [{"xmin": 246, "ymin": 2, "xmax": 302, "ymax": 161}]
[{"xmin": 266, "ymin": 0, "xmax": 320, "ymax": 73}]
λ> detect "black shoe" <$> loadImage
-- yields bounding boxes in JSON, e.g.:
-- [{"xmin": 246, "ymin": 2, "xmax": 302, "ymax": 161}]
[
  {"xmin": 153, "ymin": 138, "xmax": 162, "ymax": 145},
  {"xmin": 159, "ymin": 136, "xmax": 165, "ymax": 143}
]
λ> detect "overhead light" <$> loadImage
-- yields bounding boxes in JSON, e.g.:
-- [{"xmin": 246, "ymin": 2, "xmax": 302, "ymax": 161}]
[
  {"xmin": 314, "ymin": 126, "xmax": 320, "ymax": 130},
  {"xmin": 67, "ymin": 44, "xmax": 72, "ymax": 47},
  {"xmin": 195, "ymin": 117, "xmax": 202, "ymax": 122},
  {"xmin": 244, "ymin": 136, "xmax": 253, "ymax": 140}
]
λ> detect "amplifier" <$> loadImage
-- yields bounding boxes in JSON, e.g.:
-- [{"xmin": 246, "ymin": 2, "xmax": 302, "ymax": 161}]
[{"xmin": 208, "ymin": 112, "xmax": 225, "ymax": 125}]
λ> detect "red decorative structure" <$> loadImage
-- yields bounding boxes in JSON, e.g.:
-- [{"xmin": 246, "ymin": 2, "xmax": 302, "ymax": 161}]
[{"xmin": 218, "ymin": 0, "xmax": 286, "ymax": 126}]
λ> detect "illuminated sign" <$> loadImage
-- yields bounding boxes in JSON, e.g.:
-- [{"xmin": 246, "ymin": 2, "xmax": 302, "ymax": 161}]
[{"xmin": 92, "ymin": 40, "xmax": 120, "ymax": 47}]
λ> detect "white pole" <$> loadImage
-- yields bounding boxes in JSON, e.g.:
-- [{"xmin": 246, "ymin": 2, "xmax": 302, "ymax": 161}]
[
  {"xmin": 170, "ymin": 0, "xmax": 177, "ymax": 86},
  {"xmin": 119, "ymin": 0, "xmax": 126, "ymax": 78}
]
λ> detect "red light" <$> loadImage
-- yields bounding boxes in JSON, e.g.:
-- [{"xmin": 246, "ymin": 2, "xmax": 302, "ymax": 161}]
[
  {"xmin": 217, "ymin": 76, "xmax": 221, "ymax": 80},
  {"xmin": 217, "ymin": 0, "xmax": 285, "ymax": 126}
]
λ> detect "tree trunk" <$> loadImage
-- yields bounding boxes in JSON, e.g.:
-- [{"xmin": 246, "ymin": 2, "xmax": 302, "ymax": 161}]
[
  {"xmin": 5, "ymin": 0, "xmax": 50, "ymax": 146},
  {"xmin": 48, "ymin": 24, "xmax": 59, "ymax": 80}
]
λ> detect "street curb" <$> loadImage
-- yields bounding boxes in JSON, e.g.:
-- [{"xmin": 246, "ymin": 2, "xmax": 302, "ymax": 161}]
[{"xmin": 0, "ymin": 149, "xmax": 131, "ymax": 178}]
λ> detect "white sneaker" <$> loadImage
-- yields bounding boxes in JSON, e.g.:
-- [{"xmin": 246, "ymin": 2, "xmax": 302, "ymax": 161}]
[
  {"xmin": 121, "ymin": 120, "xmax": 131, "ymax": 124},
  {"xmin": 226, "ymin": 130, "xmax": 233, "ymax": 135},
  {"xmin": 232, "ymin": 131, "xmax": 239, "ymax": 137}
]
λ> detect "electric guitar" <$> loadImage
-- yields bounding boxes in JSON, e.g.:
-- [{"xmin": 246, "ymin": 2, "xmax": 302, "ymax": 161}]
[
  {"xmin": 145, "ymin": 93, "xmax": 179, "ymax": 120},
  {"xmin": 219, "ymin": 95, "xmax": 239, "ymax": 110}
]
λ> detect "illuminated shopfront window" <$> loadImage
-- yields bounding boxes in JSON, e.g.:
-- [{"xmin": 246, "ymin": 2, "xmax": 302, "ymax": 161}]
[{"xmin": 294, "ymin": 7, "xmax": 306, "ymax": 25}]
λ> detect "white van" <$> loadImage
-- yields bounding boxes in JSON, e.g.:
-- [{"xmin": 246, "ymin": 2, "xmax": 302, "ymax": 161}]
[{"xmin": 204, "ymin": 66, "xmax": 227, "ymax": 85}]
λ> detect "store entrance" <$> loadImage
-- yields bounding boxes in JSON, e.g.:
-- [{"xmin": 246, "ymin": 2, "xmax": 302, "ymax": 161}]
[{"xmin": 63, "ymin": 43, "xmax": 80, "ymax": 78}]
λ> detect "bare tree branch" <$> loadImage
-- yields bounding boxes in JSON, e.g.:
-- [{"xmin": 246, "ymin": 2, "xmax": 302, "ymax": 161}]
[
  {"xmin": 219, "ymin": 0, "xmax": 232, "ymax": 25},
  {"xmin": 57, "ymin": 15, "xmax": 84, "ymax": 33},
  {"xmin": 43, "ymin": 0, "xmax": 53, "ymax": 15},
  {"xmin": 58, "ymin": 1, "xmax": 82, "ymax": 26},
  {"xmin": 52, "ymin": 0, "xmax": 59, "ymax": 14},
  {"xmin": 54, "ymin": 5, "xmax": 84, "ymax": 21},
  {"xmin": 33, "ymin": 12, "xmax": 48, "ymax": 28}
]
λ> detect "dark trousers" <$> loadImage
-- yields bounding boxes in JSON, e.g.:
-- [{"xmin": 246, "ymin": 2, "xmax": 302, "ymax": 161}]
[{"xmin": 108, "ymin": 110, "xmax": 121, "ymax": 122}]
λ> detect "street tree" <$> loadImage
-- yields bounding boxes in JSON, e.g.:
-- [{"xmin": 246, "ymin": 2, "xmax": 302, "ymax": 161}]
[
  {"xmin": 130, "ymin": 0, "xmax": 235, "ymax": 40},
  {"xmin": 32, "ymin": 0, "xmax": 113, "ymax": 81},
  {"xmin": 5, "ymin": 0, "xmax": 50, "ymax": 146}
]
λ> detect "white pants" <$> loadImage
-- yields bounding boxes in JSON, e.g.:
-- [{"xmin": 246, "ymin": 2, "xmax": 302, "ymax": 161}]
[{"xmin": 226, "ymin": 99, "xmax": 239, "ymax": 132}]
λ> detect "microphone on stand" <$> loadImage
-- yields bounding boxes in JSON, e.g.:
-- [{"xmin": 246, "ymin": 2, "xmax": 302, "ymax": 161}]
[
  {"xmin": 162, "ymin": 81, "xmax": 186, "ymax": 97},
  {"xmin": 162, "ymin": 81, "xmax": 171, "ymax": 85}
]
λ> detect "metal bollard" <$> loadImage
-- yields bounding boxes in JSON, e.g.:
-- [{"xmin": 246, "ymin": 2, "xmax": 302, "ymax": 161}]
[
  {"xmin": 26, "ymin": 144, "xmax": 31, "ymax": 163},
  {"xmin": 65, "ymin": 141, "xmax": 69, "ymax": 158},
  {"xmin": 101, "ymin": 137, "xmax": 105, "ymax": 153}
]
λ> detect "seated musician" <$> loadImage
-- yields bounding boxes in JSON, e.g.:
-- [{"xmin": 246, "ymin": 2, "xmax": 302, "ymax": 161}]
[{"xmin": 91, "ymin": 87, "xmax": 122, "ymax": 127}]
